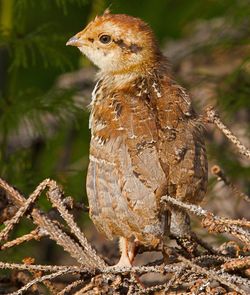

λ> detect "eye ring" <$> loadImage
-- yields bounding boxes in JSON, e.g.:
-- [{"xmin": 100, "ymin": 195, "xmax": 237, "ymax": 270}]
[{"xmin": 99, "ymin": 34, "xmax": 111, "ymax": 44}]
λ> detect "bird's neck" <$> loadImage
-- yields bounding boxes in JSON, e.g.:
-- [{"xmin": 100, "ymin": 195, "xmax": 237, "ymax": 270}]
[
  {"xmin": 98, "ymin": 50, "xmax": 168, "ymax": 81},
  {"xmin": 97, "ymin": 70, "xmax": 141, "ymax": 89},
  {"xmin": 97, "ymin": 54, "xmax": 169, "ymax": 90}
]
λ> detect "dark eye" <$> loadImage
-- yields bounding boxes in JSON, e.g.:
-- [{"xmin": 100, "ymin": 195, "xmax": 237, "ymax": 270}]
[{"xmin": 99, "ymin": 34, "xmax": 111, "ymax": 44}]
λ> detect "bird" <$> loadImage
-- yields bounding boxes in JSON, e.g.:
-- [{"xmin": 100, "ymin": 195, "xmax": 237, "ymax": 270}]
[{"xmin": 67, "ymin": 10, "xmax": 208, "ymax": 267}]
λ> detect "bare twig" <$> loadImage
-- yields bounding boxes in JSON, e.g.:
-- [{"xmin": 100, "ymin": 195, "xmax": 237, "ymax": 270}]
[
  {"xmin": 22, "ymin": 257, "xmax": 60, "ymax": 295},
  {"xmin": 46, "ymin": 180, "xmax": 106, "ymax": 268},
  {"xmin": 0, "ymin": 177, "xmax": 105, "ymax": 268},
  {"xmin": 205, "ymin": 106, "xmax": 250, "ymax": 159},
  {"xmin": 223, "ymin": 257, "xmax": 250, "ymax": 272},
  {"xmin": 0, "ymin": 179, "xmax": 52, "ymax": 241},
  {"xmin": 211, "ymin": 165, "xmax": 250, "ymax": 202},
  {"xmin": 6, "ymin": 269, "xmax": 77, "ymax": 295},
  {"xmin": 58, "ymin": 279, "xmax": 85, "ymax": 295},
  {"xmin": 0, "ymin": 178, "xmax": 25, "ymax": 206},
  {"xmin": 162, "ymin": 195, "xmax": 250, "ymax": 245},
  {"xmin": 1, "ymin": 228, "xmax": 42, "ymax": 250},
  {"xmin": 179, "ymin": 256, "xmax": 249, "ymax": 295},
  {"xmin": 0, "ymin": 261, "xmax": 82, "ymax": 273}
]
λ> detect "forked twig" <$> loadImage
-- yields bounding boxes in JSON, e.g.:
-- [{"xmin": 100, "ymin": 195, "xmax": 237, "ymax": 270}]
[
  {"xmin": 0, "ymin": 179, "xmax": 53, "ymax": 241},
  {"xmin": 0, "ymin": 178, "xmax": 105, "ymax": 268},
  {"xmin": 31, "ymin": 208, "xmax": 99, "ymax": 267},
  {"xmin": 46, "ymin": 180, "xmax": 106, "ymax": 268}
]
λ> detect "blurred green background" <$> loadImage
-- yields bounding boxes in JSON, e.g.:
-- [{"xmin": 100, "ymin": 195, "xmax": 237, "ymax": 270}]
[{"xmin": 0, "ymin": 0, "xmax": 249, "ymax": 265}]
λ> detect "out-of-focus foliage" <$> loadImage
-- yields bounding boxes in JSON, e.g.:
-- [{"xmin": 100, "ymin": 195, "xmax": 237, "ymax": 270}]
[
  {"xmin": 0, "ymin": 0, "xmax": 92, "ymax": 195},
  {"xmin": 0, "ymin": 0, "xmax": 249, "ymax": 265}
]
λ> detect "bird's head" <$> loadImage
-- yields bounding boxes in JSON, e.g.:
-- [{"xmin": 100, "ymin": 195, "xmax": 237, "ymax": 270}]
[{"xmin": 67, "ymin": 11, "xmax": 161, "ymax": 74}]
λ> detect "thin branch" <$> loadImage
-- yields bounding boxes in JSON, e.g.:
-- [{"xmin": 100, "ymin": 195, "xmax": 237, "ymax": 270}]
[
  {"xmin": 6, "ymin": 269, "xmax": 77, "ymax": 295},
  {"xmin": 0, "ymin": 178, "xmax": 25, "ymax": 207},
  {"xmin": 105, "ymin": 263, "xmax": 182, "ymax": 275},
  {"xmin": 1, "ymin": 228, "xmax": 42, "ymax": 250},
  {"xmin": 58, "ymin": 279, "xmax": 85, "ymax": 295},
  {"xmin": 211, "ymin": 165, "xmax": 250, "ymax": 202},
  {"xmin": 31, "ymin": 208, "xmax": 94, "ymax": 267},
  {"xmin": 205, "ymin": 106, "xmax": 250, "ymax": 159},
  {"xmin": 222, "ymin": 257, "xmax": 250, "ymax": 272},
  {"xmin": 0, "ymin": 261, "xmax": 82, "ymax": 273},
  {"xmin": 22, "ymin": 257, "xmax": 60, "ymax": 295},
  {"xmin": 162, "ymin": 195, "xmax": 250, "ymax": 245},
  {"xmin": 0, "ymin": 177, "xmax": 105, "ymax": 268},
  {"xmin": 0, "ymin": 179, "xmax": 53, "ymax": 241},
  {"xmin": 46, "ymin": 180, "xmax": 106, "ymax": 268},
  {"xmin": 179, "ymin": 256, "xmax": 249, "ymax": 295}
]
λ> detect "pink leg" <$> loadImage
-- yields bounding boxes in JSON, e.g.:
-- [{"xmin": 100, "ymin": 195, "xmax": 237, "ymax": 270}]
[
  {"xmin": 115, "ymin": 237, "xmax": 136, "ymax": 267},
  {"xmin": 115, "ymin": 238, "xmax": 145, "ymax": 288}
]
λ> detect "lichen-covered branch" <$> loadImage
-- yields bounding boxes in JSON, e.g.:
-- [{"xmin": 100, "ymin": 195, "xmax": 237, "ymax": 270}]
[{"xmin": 161, "ymin": 195, "xmax": 250, "ymax": 245}]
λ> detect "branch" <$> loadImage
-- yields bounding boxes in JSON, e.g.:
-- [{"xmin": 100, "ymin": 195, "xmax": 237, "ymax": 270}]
[
  {"xmin": 6, "ymin": 269, "xmax": 77, "ymax": 295},
  {"xmin": 0, "ymin": 177, "xmax": 104, "ymax": 268},
  {"xmin": 211, "ymin": 165, "xmax": 250, "ymax": 202},
  {"xmin": 1, "ymin": 228, "xmax": 42, "ymax": 250},
  {"xmin": 0, "ymin": 261, "xmax": 82, "ymax": 273},
  {"xmin": 179, "ymin": 256, "xmax": 249, "ymax": 295},
  {"xmin": 161, "ymin": 195, "xmax": 250, "ymax": 245},
  {"xmin": 205, "ymin": 106, "xmax": 250, "ymax": 159},
  {"xmin": 46, "ymin": 180, "xmax": 106, "ymax": 268},
  {"xmin": 0, "ymin": 179, "xmax": 53, "ymax": 241},
  {"xmin": 223, "ymin": 257, "xmax": 250, "ymax": 272},
  {"xmin": 58, "ymin": 279, "xmax": 85, "ymax": 295}
]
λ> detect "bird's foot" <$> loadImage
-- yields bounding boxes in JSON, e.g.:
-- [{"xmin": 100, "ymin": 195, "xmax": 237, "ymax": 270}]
[
  {"xmin": 115, "ymin": 254, "xmax": 132, "ymax": 268},
  {"xmin": 114, "ymin": 237, "xmax": 135, "ymax": 267},
  {"xmin": 114, "ymin": 237, "xmax": 145, "ymax": 289}
]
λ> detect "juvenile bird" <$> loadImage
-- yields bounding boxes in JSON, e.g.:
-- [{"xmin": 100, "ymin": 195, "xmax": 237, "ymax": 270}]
[{"xmin": 67, "ymin": 11, "xmax": 208, "ymax": 266}]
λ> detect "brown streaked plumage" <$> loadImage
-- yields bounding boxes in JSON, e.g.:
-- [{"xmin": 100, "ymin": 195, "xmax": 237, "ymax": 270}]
[{"xmin": 67, "ymin": 11, "xmax": 208, "ymax": 266}]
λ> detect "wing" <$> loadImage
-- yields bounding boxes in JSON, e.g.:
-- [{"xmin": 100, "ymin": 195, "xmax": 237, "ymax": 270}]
[{"xmin": 153, "ymin": 77, "xmax": 208, "ymax": 203}]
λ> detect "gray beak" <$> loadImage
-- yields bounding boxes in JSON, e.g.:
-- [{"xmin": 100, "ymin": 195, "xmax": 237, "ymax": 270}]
[{"xmin": 66, "ymin": 35, "xmax": 81, "ymax": 47}]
